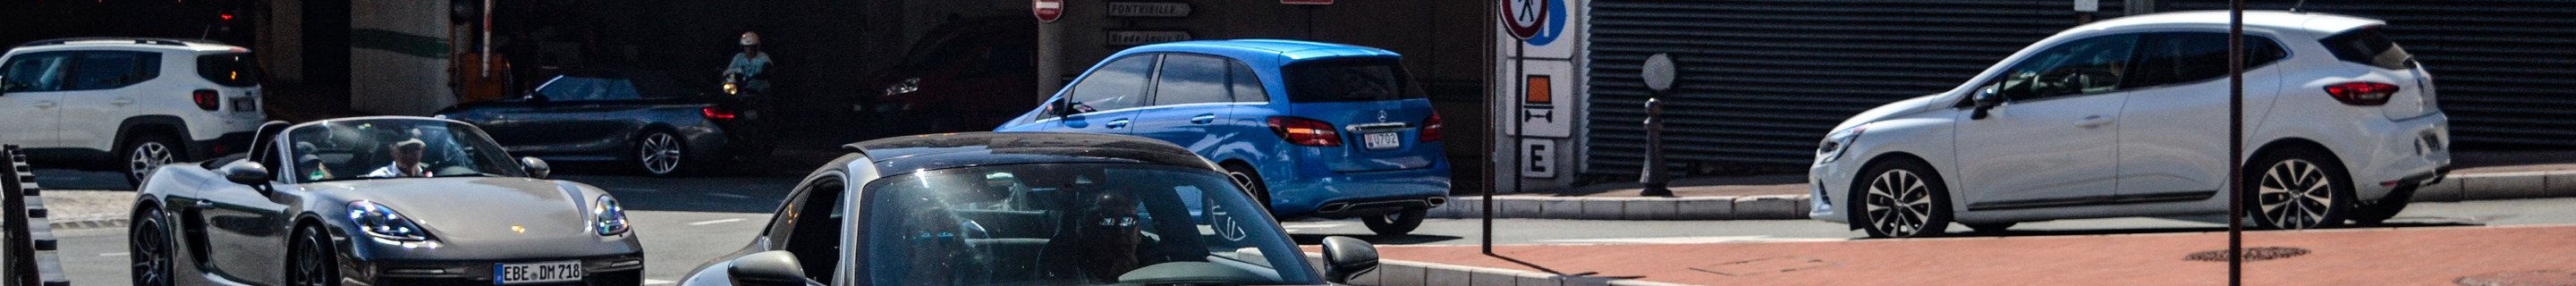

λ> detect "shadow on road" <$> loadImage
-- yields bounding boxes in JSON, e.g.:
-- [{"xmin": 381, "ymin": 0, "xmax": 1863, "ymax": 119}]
[{"xmin": 1914, "ymin": 220, "xmax": 2485, "ymax": 240}]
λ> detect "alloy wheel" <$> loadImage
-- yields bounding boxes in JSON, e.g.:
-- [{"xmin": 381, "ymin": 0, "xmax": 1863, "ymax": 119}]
[
  {"xmin": 293, "ymin": 230, "xmax": 334, "ymax": 286},
  {"xmin": 2258, "ymin": 158, "xmax": 2336, "ymax": 230},
  {"xmin": 640, "ymin": 133, "xmax": 683, "ymax": 174},
  {"xmin": 131, "ymin": 216, "xmax": 172, "ymax": 286},
  {"xmin": 128, "ymin": 142, "xmax": 174, "ymax": 182},
  {"xmin": 1864, "ymin": 169, "xmax": 1935, "ymax": 237}
]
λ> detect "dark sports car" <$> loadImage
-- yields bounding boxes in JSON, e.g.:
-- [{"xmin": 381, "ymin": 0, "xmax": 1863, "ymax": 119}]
[
  {"xmin": 436, "ymin": 70, "xmax": 776, "ymax": 176},
  {"xmin": 128, "ymin": 116, "xmax": 644, "ymax": 286},
  {"xmin": 679, "ymin": 132, "xmax": 1382, "ymax": 286}
]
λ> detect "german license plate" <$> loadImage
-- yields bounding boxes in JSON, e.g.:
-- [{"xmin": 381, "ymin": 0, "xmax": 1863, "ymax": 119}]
[
  {"xmin": 1364, "ymin": 132, "xmax": 1401, "ymax": 150},
  {"xmin": 495, "ymin": 261, "xmax": 583, "ymax": 284},
  {"xmin": 232, "ymin": 97, "xmax": 257, "ymax": 112}
]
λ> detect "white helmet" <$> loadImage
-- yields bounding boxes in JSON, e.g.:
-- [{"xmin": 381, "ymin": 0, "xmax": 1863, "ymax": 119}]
[{"xmin": 740, "ymin": 32, "xmax": 760, "ymax": 46}]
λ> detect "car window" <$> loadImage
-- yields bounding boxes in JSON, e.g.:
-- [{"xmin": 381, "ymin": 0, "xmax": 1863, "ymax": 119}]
[
  {"xmin": 2319, "ymin": 26, "xmax": 2415, "ymax": 71},
  {"xmin": 1282, "ymin": 56, "xmax": 1425, "ymax": 103},
  {"xmin": 535, "ymin": 77, "xmax": 607, "ymax": 101},
  {"xmin": 860, "ymin": 164, "xmax": 1318, "ymax": 285},
  {"xmin": 1150, "ymin": 54, "xmax": 1231, "ymax": 105},
  {"xmin": 1, "ymin": 52, "xmax": 76, "ymax": 92},
  {"xmin": 1989, "ymin": 34, "xmax": 2138, "ymax": 102},
  {"xmin": 71, "ymin": 51, "xmax": 159, "ymax": 90},
  {"xmin": 776, "ymin": 179, "xmax": 845, "ymax": 283},
  {"xmin": 1065, "ymin": 55, "xmax": 1157, "ymax": 112},
  {"xmin": 284, "ymin": 119, "xmax": 527, "ymax": 182},
  {"xmin": 1228, "ymin": 62, "xmax": 1267, "ymax": 103},
  {"xmin": 195, "ymin": 52, "xmax": 258, "ymax": 87},
  {"xmin": 600, "ymin": 80, "xmax": 642, "ymax": 101},
  {"xmin": 2124, "ymin": 32, "xmax": 2288, "ymax": 88}
]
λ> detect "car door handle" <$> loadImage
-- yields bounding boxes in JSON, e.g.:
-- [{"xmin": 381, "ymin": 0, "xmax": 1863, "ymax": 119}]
[
  {"xmin": 193, "ymin": 200, "xmax": 215, "ymax": 209},
  {"xmin": 1106, "ymin": 119, "xmax": 1131, "ymax": 129},
  {"xmin": 2074, "ymin": 115, "xmax": 2114, "ymax": 128},
  {"xmin": 111, "ymin": 97, "xmax": 135, "ymax": 106},
  {"xmin": 1190, "ymin": 114, "xmax": 1217, "ymax": 124}
]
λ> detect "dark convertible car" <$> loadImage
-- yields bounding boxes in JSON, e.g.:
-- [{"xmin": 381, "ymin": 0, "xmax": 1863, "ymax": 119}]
[
  {"xmin": 128, "ymin": 116, "xmax": 644, "ymax": 286},
  {"xmin": 436, "ymin": 70, "xmax": 775, "ymax": 176},
  {"xmin": 680, "ymin": 132, "xmax": 1382, "ymax": 286}
]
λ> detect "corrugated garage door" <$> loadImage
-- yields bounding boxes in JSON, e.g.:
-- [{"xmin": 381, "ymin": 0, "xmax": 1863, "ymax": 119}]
[
  {"xmin": 2160, "ymin": 1, "xmax": 2576, "ymax": 147},
  {"xmin": 1585, "ymin": 0, "xmax": 2127, "ymax": 174}
]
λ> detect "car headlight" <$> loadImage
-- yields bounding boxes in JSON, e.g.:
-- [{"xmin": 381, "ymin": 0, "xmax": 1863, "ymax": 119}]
[
  {"xmin": 349, "ymin": 201, "xmax": 429, "ymax": 242},
  {"xmin": 1817, "ymin": 124, "xmax": 1867, "ymax": 164},
  {"xmin": 593, "ymin": 196, "xmax": 631, "ymax": 236}
]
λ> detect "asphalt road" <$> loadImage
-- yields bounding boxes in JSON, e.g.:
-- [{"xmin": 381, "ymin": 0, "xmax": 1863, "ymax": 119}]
[{"xmin": 37, "ymin": 166, "xmax": 2576, "ymax": 285}]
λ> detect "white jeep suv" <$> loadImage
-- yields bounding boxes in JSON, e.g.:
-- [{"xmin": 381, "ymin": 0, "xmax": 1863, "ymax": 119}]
[
  {"xmin": 1808, "ymin": 11, "xmax": 2450, "ymax": 238},
  {"xmin": 0, "ymin": 38, "xmax": 266, "ymax": 185}
]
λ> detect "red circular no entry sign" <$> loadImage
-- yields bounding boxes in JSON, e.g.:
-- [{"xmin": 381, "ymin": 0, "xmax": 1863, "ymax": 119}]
[
  {"xmin": 1035, "ymin": 0, "xmax": 1063, "ymax": 22},
  {"xmin": 1501, "ymin": 0, "xmax": 1546, "ymax": 39}
]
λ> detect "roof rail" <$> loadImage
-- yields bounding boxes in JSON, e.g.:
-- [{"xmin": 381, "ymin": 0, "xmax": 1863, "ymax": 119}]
[{"xmin": 15, "ymin": 38, "xmax": 222, "ymax": 48}]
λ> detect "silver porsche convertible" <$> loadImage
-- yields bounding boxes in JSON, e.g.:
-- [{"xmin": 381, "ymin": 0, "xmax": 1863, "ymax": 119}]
[{"xmin": 128, "ymin": 116, "xmax": 644, "ymax": 286}]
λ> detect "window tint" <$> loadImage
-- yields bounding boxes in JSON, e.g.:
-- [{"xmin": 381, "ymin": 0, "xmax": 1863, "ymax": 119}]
[
  {"xmin": 2319, "ymin": 26, "xmax": 2415, "ymax": 70},
  {"xmin": 600, "ymin": 80, "xmax": 642, "ymax": 101},
  {"xmin": 1228, "ymin": 62, "xmax": 1267, "ymax": 103},
  {"xmin": 534, "ymin": 77, "xmax": 608, "ymax": 101},
  {"xmin": 195, "ymin": 53, "xmax": 258, "ymax": 87},
  {"xmin": 2123, "ymin": 32, "xmax": 2288, "ymax": 88},
  {"xmin": 1151, "ymin": 55, "xmax": 1232, "ymax": 105},
  {"xmin": 1065, "ymin": 55, "xmax": 1156, "ymax": 112},
  {"xmin": 1989, "ymin": 34, "xmax": 2138, "ymax": 101},
  {"xmin": 1, "ymin": 52, "xmax": 76, "ymax": 92},
  {"xmin": 1283, "ymin": 56, "xmax": 1425, "ymax": 103},
  {"xmin": 860, "ymin": 164, "xmax": 1318, "ymax": 285},
  {"xmin": 72, "ymin": 52, "xmax": 158, "ymax": 90}
]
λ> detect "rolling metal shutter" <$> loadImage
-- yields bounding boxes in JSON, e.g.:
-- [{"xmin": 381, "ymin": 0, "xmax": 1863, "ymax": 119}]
[
  {"xmin": 1584, "ymin": 0, "xmax": 2126, "ymax": 174},
  {"xmin": 2160, "ymin": 1, "xmax": 2576, "ymax": 147}
]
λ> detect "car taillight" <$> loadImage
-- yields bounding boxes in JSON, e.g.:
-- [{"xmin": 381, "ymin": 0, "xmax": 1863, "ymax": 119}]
[
  {"xmin": 2324, "ymin": 82, "xmax": 2399, "ymax": 105},
  {"xmin": 1267, "ymin": 116, "xmax": 1342, "ymax": 147},
  {"xmin": 701, "ymin": 106, "xmax": 738, "ymax": 120},
  {"xmin": 192, "ymin": 89, "xmax": 220, "ymax": 111},
  {"xmin": 1419, "ymin": 114, "xmax": 1443, "ymax": 142}
]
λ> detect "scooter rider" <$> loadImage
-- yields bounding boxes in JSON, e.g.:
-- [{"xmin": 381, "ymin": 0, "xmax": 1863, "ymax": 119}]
[{"xmin": 726, "ymin": 31, "xmax": 774, "ymax": 92}]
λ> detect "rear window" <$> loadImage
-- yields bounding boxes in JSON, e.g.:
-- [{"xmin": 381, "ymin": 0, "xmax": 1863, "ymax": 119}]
[
  {"xmin": 2318, "ymin": 27, "xmax": 2414, "ymax": 70},
  {"xmin": 196, "ymin": 53, "xmax": 260, "ymax": 87},
  {"xmin": 1282, "ymin": 57, "xmax": 1424, "ymax": 104}
]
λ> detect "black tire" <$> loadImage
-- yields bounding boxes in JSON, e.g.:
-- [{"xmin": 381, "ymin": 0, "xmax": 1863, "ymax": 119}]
[
  {"xmin": 636, "ymin": 130, "xmax": 691, "ymax": 177},
  {"xmin": 1221, "ymin": 163, "xmax": 1273, "ymax": 214},
  {"xmin": 1361, "ymin": 207, "xmax": 1428, "ymax": 236},
  {"xmin": 123, "ymin": 133, "xmax": 183, "ymax": 186},
  {"xmin": 1851, "ymin": 158, "xmax": 1953, "ymax": 239},
  {"xmin": 2245, "ymin": 147, "xmax": 2355, "ymax": 231},
  {"xmin": 287, "ymin": 224, "xmax": 340, "ymax": 286},
  {"xmin": 1965, "ymin": 222, "xmax": 2015, "ymax": 235},
  {"xmin": 131, "ymin": 208, "xmax": 175, "ymax": 286}
]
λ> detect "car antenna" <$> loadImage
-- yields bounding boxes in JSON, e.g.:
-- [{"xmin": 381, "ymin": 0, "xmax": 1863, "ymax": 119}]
[{"xmin": 2290, "ymin": 0, "xmax": 2309, "ymax": 13}]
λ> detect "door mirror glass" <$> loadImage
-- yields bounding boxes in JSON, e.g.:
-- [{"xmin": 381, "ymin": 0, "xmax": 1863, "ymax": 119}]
[
  {"xmin": 1319, "ymin": 236, "xmax": 1380, "ymax": 284},
  {"xmin": 520, "ymin": 157, "xmax": 550, "ymax": 179},
  {"xmin": 217, "ymin": 160, "xmax": 271, "ymax": 185},
  {"xmin": 1971, "ymin": 85, "xmax": 2004, "ymax": 120},
  {"xmin": 727, "ymin": 250, "xmax": 816, "ymax": 286}
]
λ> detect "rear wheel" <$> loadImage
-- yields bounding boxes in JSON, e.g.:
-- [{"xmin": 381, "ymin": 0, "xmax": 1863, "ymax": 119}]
[
  {"xmin": 2247, "ymin": 148, "xmax": 2354, "ymax": 231},
  {"xmin": 123, "ymin": 133, "xmax": 182, "ymax": 186},
  {"xmin": 130, "ymin": 209, "xmax": 174, "ymax": 286},
  {"xmin": 286, "ymin": 225, "xmax": 340, "ymax": 286},
  {"xmin": 1361, "ymin": 207, "xmax": 1428, "ymax": 236},
  {"xmin": 637, "ymin": 130, "xmax": 690, "ymax": 176},
  {"xmin": 1221, "ymin": 164, "xmax": 1273, "ymax": 214},
  {"xmin": 1852, "ymin": 158, "xmax": 1953, "ymax": 239}
]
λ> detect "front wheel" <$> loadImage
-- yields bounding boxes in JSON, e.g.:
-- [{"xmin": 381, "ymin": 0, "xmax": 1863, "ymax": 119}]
[
  {"xmin": 2247, "ymin": 148, "xmax": 2353, "ymax": 230},
  {"xmin": 286, "ymin": 225, "xmax": 341, "ymax": 286},
  {"xmin": 1361, "ymin": 207, "xmax": 1427, "ymax": 236},
  {"xmin": 1852, "ymin": 159, "xmax": 1953, "ymax": 239},
  {"xmin": 131, "ymin": 209, "xmax": 175, "ymax": 286}
]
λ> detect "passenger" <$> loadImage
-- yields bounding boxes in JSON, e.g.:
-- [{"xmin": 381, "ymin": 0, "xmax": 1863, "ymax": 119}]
[{"xmin": 361, "ymin": 139, "xmax": 428, "ymax": 178}]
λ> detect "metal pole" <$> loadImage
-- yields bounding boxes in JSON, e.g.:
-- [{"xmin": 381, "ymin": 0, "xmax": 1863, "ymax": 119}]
[
  {"xmin": 2226, "ymin": 1, "xmax": 2246, "ymax": 285},
  {"xmin": 1488, "ymin": 34, "xmax": 1521, "ymax": 256},
  {"xmin": 479, "ymin": 0, "xmax": 492, "ymax": 77},
  {"xmin": 1036, "ymin": 21, "xmax": 1064, "ymax": 101}
]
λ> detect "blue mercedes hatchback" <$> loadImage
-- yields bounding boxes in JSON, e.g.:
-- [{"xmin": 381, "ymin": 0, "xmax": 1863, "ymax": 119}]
[{"xmin": 996, "ymin": 39, "xmax": 1451, "ymax": 235}]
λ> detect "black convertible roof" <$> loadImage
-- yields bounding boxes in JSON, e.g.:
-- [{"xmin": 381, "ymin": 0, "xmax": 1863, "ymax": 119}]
[{"xmin": 843, "ymin": 132, "xmax": 1219, "ymax": 172}]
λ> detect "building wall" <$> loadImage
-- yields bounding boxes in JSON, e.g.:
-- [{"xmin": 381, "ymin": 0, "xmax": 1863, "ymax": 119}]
[{"xmin": 348, "ymin": 0, "xmax": 453, "ymax": 115}]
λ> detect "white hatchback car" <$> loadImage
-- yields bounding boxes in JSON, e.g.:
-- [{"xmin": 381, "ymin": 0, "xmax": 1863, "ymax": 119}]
[
  {"xmin": 0, "ymin": 38, "xmax": 267, "ymax": 185},
  {"xmin": 1808, "ymin": 11, "xmax": 2450, "ymax": 238}
]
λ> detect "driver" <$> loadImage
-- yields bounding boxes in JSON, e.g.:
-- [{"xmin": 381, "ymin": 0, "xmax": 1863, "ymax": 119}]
[
  {"xmin": 361, "ymin": 139, "xmax": 428, "ymax": 178},
  {"xmin": 1041, "ymin": 190, "xmax": 1144, "ymax": 283}
]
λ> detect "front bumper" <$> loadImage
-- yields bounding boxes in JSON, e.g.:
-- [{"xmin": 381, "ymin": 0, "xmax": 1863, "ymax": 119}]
[{"xmin": 346, "ymin": 253, "xmax": 645, "ymax": 286}]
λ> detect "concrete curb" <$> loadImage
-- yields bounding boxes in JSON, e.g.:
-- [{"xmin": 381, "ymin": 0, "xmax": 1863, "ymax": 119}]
[
  {"xmin": 1432, "ymin": 170, "xmax": 2576, "ymax": 221},
  {"xmin": 1300, "ymin": 253, "xmax": 1690, "ymax": 286},
  {"xmin": 48, "ymin": 217, "xmax": 124, "ymax": 231}
]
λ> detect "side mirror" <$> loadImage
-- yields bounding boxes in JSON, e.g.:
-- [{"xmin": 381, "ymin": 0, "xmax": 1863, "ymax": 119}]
[
  {"xmin": 1053, "ymin": 98, "xmax": 1083, "ymax": 118},
  {"xmin": 728, "ymin": 250, "xmax": 816, "ymax": 286},
  {"xmin": 520, "ymin": 157, "xmax": 550, "ymax": 179},
  {"xmin": 1970, "ymin": 87, "xmax": 2004, "ymax": 120},
  {"xmin": 1319, "ymin": 236, "xmax": 1379, "ymax": 284},
  {"xmin": 217, "ymin": 161, "xmax": 270, "ymax": 185}
]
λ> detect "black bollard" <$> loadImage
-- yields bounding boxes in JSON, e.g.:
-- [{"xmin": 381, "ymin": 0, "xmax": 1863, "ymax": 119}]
[{"xmin": 1640, "ymin": 97, "xmax": 1673, "ymax": 197}]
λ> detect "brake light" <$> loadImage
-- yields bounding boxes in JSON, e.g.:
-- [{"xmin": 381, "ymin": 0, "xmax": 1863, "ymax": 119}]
[
  {"xmin": 701, "ymin": 106, "xmax": 738, "ymax": 120},
  {"xmin": 2324, "ymin": 82, "xmax": 2399, "ymax": 105},
  {"xmin": 192, "ymin": 89, "xmax": 220, "ymax": 111},
  {"xmin": 1419, "ymin": 114, "xmax": 1443, "ymax": 142},
  {"xmin": 1267, "ymin": 116, "xmax": 1342, "ymax": 147}
]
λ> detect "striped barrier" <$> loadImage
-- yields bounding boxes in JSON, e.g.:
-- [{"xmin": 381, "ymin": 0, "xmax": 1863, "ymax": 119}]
[{"xmin": 3, "ymin": 146, "xmax": 69, "ymax": 286}]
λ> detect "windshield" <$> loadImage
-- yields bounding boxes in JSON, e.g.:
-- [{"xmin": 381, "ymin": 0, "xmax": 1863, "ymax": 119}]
[
  {"xmin": 282, "ymin": 118, "xmax": 526, "ymax": 182},
  {"xmin": 860, "ymin": 164, "xmax": 1319, "ymax": 286}
]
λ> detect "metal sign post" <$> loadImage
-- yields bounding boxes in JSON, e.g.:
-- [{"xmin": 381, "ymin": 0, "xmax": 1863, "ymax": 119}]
[
  {"xmin": 2227, "ymin": 1, "xmax": 2247, "ymax": 285},
  {"xmin": 1493, "ymin": 0, "xmax": 1546, "ymax": 256}
]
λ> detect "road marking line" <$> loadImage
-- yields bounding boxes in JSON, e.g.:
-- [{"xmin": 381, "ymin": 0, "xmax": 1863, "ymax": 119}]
[
  {"xmin": 610, "ymin": 188, "xmax": 662, "ymax": 192},
  {"xmin": 689, "ymin": 218, "xmax": 749, "ymax": 226},
  {"xmin": 1280, "ymin": 223, "xmax": 1346, "ymax": 229},
  {"xmin": 708, "ymin": 193, "xmax": 751, "ymax": 198},
  {"xmin": 645, "ymin": 279, "xmax": 675, "ymax": 285},
  {"xmin": 98, "ymin": 252, "xmax": 128, "ymax": 257},
  {"xmin": 1534, "ymin": 236, "xmax": 1846, "ymax": 244}
]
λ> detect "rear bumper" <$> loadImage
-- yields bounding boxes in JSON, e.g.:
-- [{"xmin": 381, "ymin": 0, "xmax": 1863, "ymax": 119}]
[
  {"xmin": 186, "ymin": 131, "xmax": 257, "ymax": 160},
  {"xmin": 1269, "ymin": 160, "xmax": 1453, "ymax": 219}
]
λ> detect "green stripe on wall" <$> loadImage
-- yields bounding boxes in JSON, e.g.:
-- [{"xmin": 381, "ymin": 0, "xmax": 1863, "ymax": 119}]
[{"xmin": 350, "ymin": 29, "xmax": 450, "ymax": 59}]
